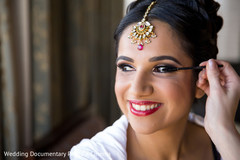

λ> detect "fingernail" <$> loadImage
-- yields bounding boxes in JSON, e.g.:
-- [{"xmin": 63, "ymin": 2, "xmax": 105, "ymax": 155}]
[{"xmin": 208, "ymin": 59, "xmax": 215, "ymax": 69}]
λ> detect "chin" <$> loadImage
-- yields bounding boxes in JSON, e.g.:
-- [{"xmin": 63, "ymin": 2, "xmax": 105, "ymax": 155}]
[{"xmin": 128, "ymin": 116, "xmax": 167, "ymax": 135}]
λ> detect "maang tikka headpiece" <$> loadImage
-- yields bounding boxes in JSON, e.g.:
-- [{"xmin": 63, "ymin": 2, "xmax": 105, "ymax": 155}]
[{"xmin": 128, "ymin": 1, "xmax": 157, "ymax": 50}]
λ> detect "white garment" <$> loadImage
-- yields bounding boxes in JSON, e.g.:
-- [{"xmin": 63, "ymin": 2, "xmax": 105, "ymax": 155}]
[
  {"xmin": 70, "ymin": 115, "xmax": 128, "ymax": 160},
  {"xmin": 70, "ymin": 113, "xmax": 216, "ymax": 160}
]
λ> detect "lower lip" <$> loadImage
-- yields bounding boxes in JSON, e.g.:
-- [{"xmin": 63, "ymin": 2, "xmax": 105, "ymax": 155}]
[{"xmin": 130, "ymin": 103, "xmax": 161, "ymax": 116}]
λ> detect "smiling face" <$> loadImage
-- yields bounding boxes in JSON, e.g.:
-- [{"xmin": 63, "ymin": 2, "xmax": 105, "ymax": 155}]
[{"xmin": 115, "ymin": 20, "xmax": 202, "ymax": 134}]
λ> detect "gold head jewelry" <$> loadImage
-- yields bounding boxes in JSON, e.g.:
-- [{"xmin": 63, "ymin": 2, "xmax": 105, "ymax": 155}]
[{"xmin": 128, "ymin": 1, "xmax": 157, "ymax": 50}]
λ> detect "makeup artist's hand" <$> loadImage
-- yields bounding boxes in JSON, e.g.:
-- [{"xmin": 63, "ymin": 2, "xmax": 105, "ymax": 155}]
[
  {"xmin": 197, "ymin": 59, "xmax": 240, "ymax": 127},
  {"xmin": 197, "ymin": 59, "xmax": 240, "ymax": 160}
]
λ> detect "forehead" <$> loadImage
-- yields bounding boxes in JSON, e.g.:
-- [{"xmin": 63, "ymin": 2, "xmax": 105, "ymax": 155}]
[{"xmin": 118, "ymin": 20, "xmax": 192, "ymax": 65}]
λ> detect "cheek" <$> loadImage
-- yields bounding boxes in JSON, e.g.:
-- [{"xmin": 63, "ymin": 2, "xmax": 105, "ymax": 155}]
[
  {"xmin": 163, "ymin": 82, "xmax": 193, "ymax": 103},
  {"xmin": 115, "ymin": 72, "xmax": 126, "ymax": 95},
  {"xmin": 115, "ymin": 71, "xmax": 133, "ymax": 95},
  {"xmin": 114, "ymin": 81, "xmax": 123, "ymax": 101},
  {"xmin": 114, "ymin": 72, "xmax": 129, "ymax": 112},
  {"xmin": 153, "ymin": 76, "xmax": 196, "ymax": 127},
  {"xmin": 156, "ymin": 75, "xmax": 195, "ymax": 108}
]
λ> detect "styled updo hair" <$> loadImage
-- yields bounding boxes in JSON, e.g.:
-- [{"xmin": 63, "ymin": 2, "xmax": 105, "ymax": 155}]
[{"xmin": 114, "ymin": 0, "xmax": 223, "ymax": 68}]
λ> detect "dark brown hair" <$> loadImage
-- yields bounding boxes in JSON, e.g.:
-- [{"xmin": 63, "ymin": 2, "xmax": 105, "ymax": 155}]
[{"xmin": 114, "ymin": 0, "xmax": 223, "ymax": 68}]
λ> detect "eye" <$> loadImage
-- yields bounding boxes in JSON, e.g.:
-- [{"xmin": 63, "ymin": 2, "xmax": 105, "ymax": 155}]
[
  {"xmin": 153, "ymin": 65, "xmax": 177, "ymax": 73},
  {"xmin": 117, "ymin": 63, "xmax": 135, "ymax": 72}
]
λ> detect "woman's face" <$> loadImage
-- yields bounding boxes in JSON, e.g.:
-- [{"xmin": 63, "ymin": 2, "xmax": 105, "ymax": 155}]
[{"xmin": 115, "ymin": 20, "xmax": 200, "ymax": 134}]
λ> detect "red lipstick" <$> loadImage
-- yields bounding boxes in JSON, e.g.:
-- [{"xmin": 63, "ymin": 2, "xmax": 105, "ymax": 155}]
[{"xmin": 129, "ymin": 100, "xmax": 161, "ymax": 116}]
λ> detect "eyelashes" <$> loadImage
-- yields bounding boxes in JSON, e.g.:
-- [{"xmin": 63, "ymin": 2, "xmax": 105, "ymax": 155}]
[
  {"xmin": 153, "ymin": 65, "xmax": 179, "ymax": 73},
  {"xmin": 117, "ymin": 64, "xmax": 135, "ymax": 72},
  {"xmin": 153, "ymin": 65, "xmax": 178, "ymax": 73},
  {"xmin": 117, "ymin": 63, "xmax": 223, "ymax": 73},
  {"xmin": 117, "ymin": 63, "xmax": 177, "ymax": 73}
]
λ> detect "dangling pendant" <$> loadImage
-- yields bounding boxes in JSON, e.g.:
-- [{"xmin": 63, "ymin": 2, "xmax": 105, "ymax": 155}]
[
  {"xmin": 138, "ymin": 44, "xmax": 143, "ymax": 50},
  {"xmin": 128, "ymin": 1, "xmax": 157, "ymax": 51}
]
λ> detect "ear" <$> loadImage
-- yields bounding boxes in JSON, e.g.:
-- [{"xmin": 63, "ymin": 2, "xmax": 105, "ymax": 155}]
[{"xmin": 195, "ymin": 86, "xmax": 205, "ymax": 99}]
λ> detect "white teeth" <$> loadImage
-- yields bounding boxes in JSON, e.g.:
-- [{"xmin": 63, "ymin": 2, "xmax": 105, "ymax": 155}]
[
  {"xmin": 136, "ymin": 105, "xmax": 140, "ymax": 110},
  {"xmin": 132, "ymin": 104, "xmax": 136, "ymax": 109},
  {"xmin": 150, "ymin": 104, "xmax": 154, "ymax": 109},
  {"xmin": 146, "ymin": 105, "xmax": 150, "ymax": 110},
  {"xmin": 141, "ymin": 105, "xmax": 146, "ymax": 111},
  {"xmin": 132, "ymin": 103, "xmax": 159, "ymax": 111}
]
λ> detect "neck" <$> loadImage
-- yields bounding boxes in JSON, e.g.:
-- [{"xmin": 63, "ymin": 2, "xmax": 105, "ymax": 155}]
[{"xmin": 127, "ymin": 116, "xmax": 190, "ymax": 160}]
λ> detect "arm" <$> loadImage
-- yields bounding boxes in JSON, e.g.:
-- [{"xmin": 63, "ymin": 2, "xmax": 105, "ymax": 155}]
[{"xmin": 197, "ymin": 59, "xmax": 240, "ymax": 160}]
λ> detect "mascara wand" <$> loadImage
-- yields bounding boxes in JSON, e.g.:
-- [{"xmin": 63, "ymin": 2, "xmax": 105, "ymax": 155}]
[
  {"xmin": 164, "ymin": 65, "xmax": 224, "ymax": 72},
  {"xmin": 177, "ymin": 65, "xmax": 224, "ymax": 71}
]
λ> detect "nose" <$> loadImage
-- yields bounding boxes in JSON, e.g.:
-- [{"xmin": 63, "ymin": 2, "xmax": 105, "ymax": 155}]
[{"xmin": 129, "ymin": 70, "xmax": 153, "ymax": 97}]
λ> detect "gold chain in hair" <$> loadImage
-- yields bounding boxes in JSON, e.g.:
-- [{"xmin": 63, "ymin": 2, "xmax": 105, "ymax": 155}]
[{"xmin": 128, "ymin": 1, "xmax": 157, "ymax": 50}]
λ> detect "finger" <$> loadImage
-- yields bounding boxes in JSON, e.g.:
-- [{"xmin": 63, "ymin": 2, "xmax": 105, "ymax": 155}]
[
  {"xmin": 198, "ymin": 69, "xmax": 207, "ymax": 84},
  {"xmin": 200, "ymin": 59, "xmax": 240, "ymax": 97},
  {"xmin": 200, "ymin": 68, "xmax": 207, "ymax": 79},
  {"xmin": 197, "ymin": 69, "xmax": 210, "ymax": 95},
  {"xmin": 206, "ymin": 59, "xmax": 222, "ymax": 92},
  {"xmin": 196, "ymin": 79, "xmax": 209, "ymax": 95},
  {"xmin": 214, "ymin": 60, "xmax": 240, "ymax": 97},
  {"xmin": 202, "ymin": 66, "xmax": 226, "ymax": 86},
  {"xmin": 199, "ymin": 61, "xmax": 208, "ymax": 67},
  {"xmin": 214, "ymin": 60, "xmax": 239, "ymax": 81},
  {"xmin": 199, "ymin": 60, "xmax": 225, "ymax": 87}
]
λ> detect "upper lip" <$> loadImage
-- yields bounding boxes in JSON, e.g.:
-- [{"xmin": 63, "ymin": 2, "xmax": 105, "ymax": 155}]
[{"xmin": 129, "ymin": 100, "xmax": 161, "ymax": 105}]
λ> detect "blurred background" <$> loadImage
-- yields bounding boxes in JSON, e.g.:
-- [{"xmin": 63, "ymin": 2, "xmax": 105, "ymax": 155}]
[{"xmin": 0, "ymin": 0, "xmax": 239, "ymax": 159}]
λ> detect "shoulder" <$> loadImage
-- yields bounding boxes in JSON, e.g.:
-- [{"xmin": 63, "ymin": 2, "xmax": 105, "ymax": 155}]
[
  {"xmin": 187, "ymin": 112, "xmax": 223, "ymax": 160},
  {"xmin": 188, "ymin": 112, "xmax": 211, "ymax": 150},
  {"xmin": 70, "ymin": 115, "xmax": 129, "ymax": 160}
]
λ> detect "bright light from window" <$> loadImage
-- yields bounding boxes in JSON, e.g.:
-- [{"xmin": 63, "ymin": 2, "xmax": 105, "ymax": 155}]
[{"xmin": 123, "ymin": 0, "xmax": 135, "ymax": 15}]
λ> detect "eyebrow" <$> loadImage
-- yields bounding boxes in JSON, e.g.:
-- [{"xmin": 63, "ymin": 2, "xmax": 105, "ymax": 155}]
[
  {"xmin": 116, "ymin": 55, "xmax": 182, "ymax": 65},
  {"xmin": 116, "ymin": 56, "xmax": 134, "ymax": 63},
  {"xmin": 149, "ymin": 56, "xmax": 182, "ymax": 65}
]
